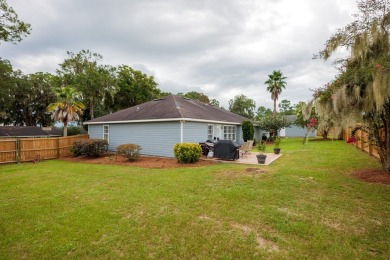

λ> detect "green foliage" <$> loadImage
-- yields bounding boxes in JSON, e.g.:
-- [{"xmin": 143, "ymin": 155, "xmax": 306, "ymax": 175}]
[
  {"xmin": 1, "ymin": 70, "xmax": 56, "ymax": 126},
  {"xmin": 242, "ymin": 120, "xmax": 254, "ymax": 142},
  {"xmin": 47, "ymin": 86, "xmax": 85, "ymax": 137},
  {"xmin": 57, "ymin": 50, "xmax": 117, "ymax": 120},
  {"xmin": 178, "ymin": 91, "xmax": 210, "ymax": 103},
  {"xmin": 264, "ymin": 70, "xmax": 287, "ymax": 113},
  {"xmin": 274, "ymin": 137, "xmax": 281, "ymax": 148},
  {"xmin": 278, "ymin": 99, "xmax": 295, "ymax": 115},
  {"xmin": 210, "ymin": 98, "xmax": 220, "ymax": 107},
  {"xmin": 257, "ymin": 113, "xmax": 291, "ymax": 137},
  {"xmin": 72, "ymin": 139, "xmax": 108, "ymax": 157},
  {"xmin": 256, "ymin": 142, "xmax": 266, "ymax": 153},
  {"xmin": 112, "ymin": 65, "xmax": 160, "ymax": 112},
  {"xmin": 116, "ymin": 144, "xmax": 142, "ymax": 161},
  {"xmin": 316, "ymin": 0, "xmax": 390, "ymax": 172},
  {"xmin": 65, "ymin": 126, "xmax": 83, "ymax": 136},
  {"xmin": 228, "ymin": 94, "xmax": 256, "ymax": 119},
  {"xmin": 0, "ymin": 0, "xmax": 31, "ymax": 44},
  {"xmin": 255, "ymin": 106, "xmax": 272, "ymax": 120},
  {"xmin": 173, "ymin": 143, "xmax": 202, "ymax": 163}
]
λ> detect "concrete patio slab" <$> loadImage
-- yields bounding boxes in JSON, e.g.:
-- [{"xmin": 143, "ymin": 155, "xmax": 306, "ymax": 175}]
[{"xmin": 203, "ymin": 152, "xmax": 282, "ymax": 166}]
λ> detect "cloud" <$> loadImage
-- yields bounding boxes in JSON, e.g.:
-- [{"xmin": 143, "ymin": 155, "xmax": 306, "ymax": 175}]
[{"xmin": 2, "ymin": 0, "xmax": 357, "ymax": 109}]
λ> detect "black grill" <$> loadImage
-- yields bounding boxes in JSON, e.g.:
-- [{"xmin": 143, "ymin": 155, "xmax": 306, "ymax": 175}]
[{"xmin": 214, "ymin": 140, "xmax": 240, "ymax": 160}]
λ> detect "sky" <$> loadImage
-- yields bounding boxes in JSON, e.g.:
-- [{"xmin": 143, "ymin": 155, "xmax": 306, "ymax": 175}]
[{"xmin": 2, "ymin": 0, "xmax": 357, "ymax": 110}]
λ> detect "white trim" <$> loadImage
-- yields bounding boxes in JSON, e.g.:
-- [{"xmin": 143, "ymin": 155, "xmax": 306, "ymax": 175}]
[
  {"xmin": 84, "ymin": 118, "xmax": 242, "ymax": 125},
  {"xmin": 180, "ymin": 121, "xmax": 184, "ymax": 143},
  {"xmin": 207, "ymin": 124, "xmax": 214, "ymax": 140},
  {"xmin": 223, "ymin": 125, "xmax": 236, "ymax": 141},
  {"xmin": 103, "ymin": 125, "xmax": 109, "ymax": 143}
]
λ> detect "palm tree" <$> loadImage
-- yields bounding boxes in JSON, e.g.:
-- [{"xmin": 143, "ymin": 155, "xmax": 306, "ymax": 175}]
[
  {"xmin": 264, "ymin": 70, "xmax": 287, "ymax": 114},
  {"xmin": 47, "ymin": 86, "xmax": 85, "ymax": 137}
]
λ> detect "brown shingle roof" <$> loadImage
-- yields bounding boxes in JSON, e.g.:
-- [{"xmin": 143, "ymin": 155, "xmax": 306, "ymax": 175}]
[
  {"xmin": 0, "ymin": 126, "xmax": 50, "ymax": 137},
  {"xmin": 86, "ymin": 94, "xmax": 248, "ymax": 124}
]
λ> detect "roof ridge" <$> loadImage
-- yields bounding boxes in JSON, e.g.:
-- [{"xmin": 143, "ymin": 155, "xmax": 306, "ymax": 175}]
[{"xmin": 171, "ymin": 95, "xmax": 184, "ymax": 118}]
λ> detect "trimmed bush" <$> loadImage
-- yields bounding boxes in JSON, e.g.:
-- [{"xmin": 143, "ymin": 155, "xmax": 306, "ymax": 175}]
[
  {"xmin": 173, "ymin": 143, "xmax": 202, "ymax": 163},
  {"xmin": 242, "ymin": 120, "xmax": 254, "ymax": 142},
  {"xmin": 72, "ymin": 139, "xmax": 108, "ymax": 157},
  {"xmin": 116, "ymin": 144, "xmax": 142, "ymax": 161}
]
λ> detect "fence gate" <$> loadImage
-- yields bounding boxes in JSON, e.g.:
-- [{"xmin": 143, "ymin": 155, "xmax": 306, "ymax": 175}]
[{"xmin": 0, "ymin": 139, "xmax": 18, "ymax": 164}]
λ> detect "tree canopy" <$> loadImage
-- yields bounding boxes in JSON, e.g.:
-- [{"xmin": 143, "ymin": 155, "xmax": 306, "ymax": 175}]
[
  {"xmin": 264, "ymin": 70, "xmax": 287, "ymax": 113},
  {"xmin": 257, "ymin": 113, "xmax": 291, "ymax": 139},
  {"xmin": 0, "ymin": 0, "xmax": 31, "ymax": 44},
  {"xmin": 315, "ymin": 0, "xmax": 390, "ymax": 172},
  {"xmin": 228, "ymin": 94, "xmax": 256, "ymax": 119},
  {"xmin": 47, "ymin": 86, "xmax": 85, "ymax": 137}
]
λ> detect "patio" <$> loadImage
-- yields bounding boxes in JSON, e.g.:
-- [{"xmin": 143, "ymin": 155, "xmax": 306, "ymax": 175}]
[{"xmin": 204, "ymin": 152, "xmax": 282, "ymax": 166}]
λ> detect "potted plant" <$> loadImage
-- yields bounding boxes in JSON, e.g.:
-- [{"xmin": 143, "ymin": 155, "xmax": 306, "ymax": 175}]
[
  {"xmin": 273, "ymin": 137, "xmax": 281, "ymax": 154},
  {"xmin": 256, "ymin": 142, "xmax": 267, "ymax": 164}
]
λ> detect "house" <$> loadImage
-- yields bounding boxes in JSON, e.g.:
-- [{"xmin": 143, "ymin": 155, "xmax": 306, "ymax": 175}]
[
  {"xmin": 0, "ymin": 126, "xmax": 50, "ymax": 138},
  {"xmin": 85, "ymin": 94, "xmax": 250, "ymax": 157},
  {"xmin": 279, "ymin": 115, "xmax": 316, "ymax": 138}
]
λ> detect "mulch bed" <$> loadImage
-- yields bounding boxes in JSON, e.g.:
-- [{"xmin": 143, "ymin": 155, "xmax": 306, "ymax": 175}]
[
  {"xmin": 353, "ymin": 169, "xmax": 390, "ymax": 185},
  {"xmin": 60, "ymin": 155, "xmax": 390, "ymax": 185},
  {"xmin": 60, "ymin": 154, "xmax": 219, "ymax": 169}
]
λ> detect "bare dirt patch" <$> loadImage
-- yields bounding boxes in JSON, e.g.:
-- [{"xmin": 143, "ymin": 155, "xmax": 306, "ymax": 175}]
[
  {"xmin": 60, "ymin": 154, "xmax": 219, "ymax": 169},
  {"xmin": 353, "ymin": 169, "xmax": 390, "ymax": 185}
]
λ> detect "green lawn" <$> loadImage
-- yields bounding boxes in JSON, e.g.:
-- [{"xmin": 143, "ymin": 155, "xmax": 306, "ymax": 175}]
[{"xmin": 0, "ymin": 138, "xmax": 389, "ymax": 259}]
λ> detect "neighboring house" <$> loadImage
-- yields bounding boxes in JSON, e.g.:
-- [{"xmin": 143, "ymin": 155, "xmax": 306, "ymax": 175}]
[
  {"xmin": 85, "ymin": 94, "xmax": 250, "ymax": 157},
  {"xmin": 0, "ymin": 126, "xmax": 50, "ymax": 138},
  {"xmin": 279, "ymin": 115, "xmax": 316, "ymax": 138}
]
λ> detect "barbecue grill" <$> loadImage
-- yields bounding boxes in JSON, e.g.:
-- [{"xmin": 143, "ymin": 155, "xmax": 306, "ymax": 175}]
[{"xmin": 213, "ymin": 140, "xmax": 240, "ymax": 160}]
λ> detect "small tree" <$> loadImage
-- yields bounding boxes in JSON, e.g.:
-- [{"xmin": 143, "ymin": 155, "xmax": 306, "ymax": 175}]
[
  {"xmin": 242, "ymin": 120, "xmax": 254, "ymax": 142},
  {"xmin": 257, "ymin": 113, "xmax": 291, "ymax": 140}
]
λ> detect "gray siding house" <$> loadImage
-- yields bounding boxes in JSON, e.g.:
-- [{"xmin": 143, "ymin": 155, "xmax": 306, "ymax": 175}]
[
  {"xmin": 279, "ymin": 115, "xmax": 316, "ymax": 138},
  {"xmin": 85, "ymin": 95, "xmax": 249, "ymax": 157}
]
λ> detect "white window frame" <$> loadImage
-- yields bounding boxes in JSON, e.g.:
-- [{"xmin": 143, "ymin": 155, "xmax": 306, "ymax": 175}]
[
  {"xmin": 207, "ymin": 124, "xmax": 214, "ymax": 140},
  {"xmin": 103, "ymin": 125, "xmax": 109, "ymax": 143},
  {"xmin": 223, "ymin": 125, "xmax": 236, "ymax": 141}
]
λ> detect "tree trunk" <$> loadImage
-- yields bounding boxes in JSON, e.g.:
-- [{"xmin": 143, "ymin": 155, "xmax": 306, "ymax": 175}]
[
  {"xmin": 384, "ymin": 113, "xmax": 390, "ymax": 173},
  {"xmin": 90, "ymin": 98, "xmax": 94, "ymax": 119},
  {"xmin": 273, "ymin": 98, "xmax": 277, "ymax": 114},
  {"xmin": 63, "ymin": 121, "xmax": 68, "ymax": 137},
  {"xmin": 384, "ymin": 128, "xmax": 390, "ymax": 173}
]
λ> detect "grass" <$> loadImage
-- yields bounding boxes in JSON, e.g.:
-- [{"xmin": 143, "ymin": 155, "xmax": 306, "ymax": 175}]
[{"xmin": 0, "ymin": 138, "xmax": 389, "ymax": 259}]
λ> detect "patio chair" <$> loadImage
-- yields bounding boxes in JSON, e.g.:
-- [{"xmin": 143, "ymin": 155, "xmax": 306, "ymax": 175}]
[
  {"xmin": 239, "ymin": 140, "xmax": 254, "ymax": 158},
  {"xmin": 239, "ymin": 141, "xmax": 250, "ymax": 158}
]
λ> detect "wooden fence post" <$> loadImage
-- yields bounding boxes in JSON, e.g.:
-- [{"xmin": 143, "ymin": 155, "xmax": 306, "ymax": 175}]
[
  {"xmin": 57, "ymin": 137, "xmax": 60, "ymax": 158},
  {"xmin": 16, "ymin": 139, "xmax": 20, "ymax": 163}
]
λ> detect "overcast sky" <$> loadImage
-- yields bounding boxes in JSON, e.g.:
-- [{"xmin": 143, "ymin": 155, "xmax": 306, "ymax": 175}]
[{"xmin": 2, "ymin": 0, "xmax": 357, "ymax": 109}]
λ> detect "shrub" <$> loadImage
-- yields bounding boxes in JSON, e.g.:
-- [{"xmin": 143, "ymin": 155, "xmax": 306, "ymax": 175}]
[
  {"xmin": 173, "ymin": 143, "xmax": 202, "ymax": 163},
  {"xmin": 72, "ymin": 139, "xmax": 108, "ymax": 157},
  {"xmin": 242, "ymin": 120, "xmax": 254, "ymax": 142},
  {"xmin": 116, "ymin": 144, "xmax": 142, "ymax": 161}
]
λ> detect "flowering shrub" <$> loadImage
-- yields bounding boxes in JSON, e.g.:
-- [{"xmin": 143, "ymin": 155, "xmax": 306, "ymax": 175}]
[
  {"xmin": 303, "ymin": 118, "xmax": 318, "ymax": 145},
  {"xmin": 306, "ymin": 118, "xmax": 318, "ymax": 129},
  {"xmin": 116, "ymin": 144, "xmax": 142, "ymax": 161},
  {"xmin": 173, "ymin": 143, "xmax": 202, "ymax": 163}
]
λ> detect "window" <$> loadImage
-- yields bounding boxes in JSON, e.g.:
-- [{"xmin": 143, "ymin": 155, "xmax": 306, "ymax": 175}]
[
  {"xmin": 223, "ymin": 125, "xmax": 236, "ymax": 141},
  {"xmin": 207, "ymin": 124, "xmax": 213, "ymax": 140},
  {"xmin": 103, "ymin": 125, "xmax": 109, "ymax": 143}
]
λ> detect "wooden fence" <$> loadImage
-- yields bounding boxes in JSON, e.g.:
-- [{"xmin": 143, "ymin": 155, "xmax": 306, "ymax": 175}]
[
  {"xmin": 343, "ymin": 127, "xmax": 380, "ymax": 159},
  {"xmin": 0, "ymin": 134, "xmax": 89, "ymax": 164}
]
